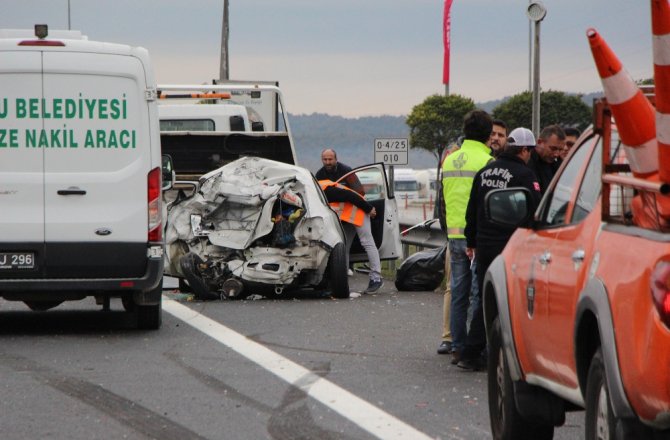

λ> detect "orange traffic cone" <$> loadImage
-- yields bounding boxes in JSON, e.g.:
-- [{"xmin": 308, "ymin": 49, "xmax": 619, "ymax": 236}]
[
  {"xmin": 587, "ymin": 28, "xmax": 658, "ymax": 177},
  {"xmin": 652, "ymin": 0, "xmax": 670, "ymax": 183}
]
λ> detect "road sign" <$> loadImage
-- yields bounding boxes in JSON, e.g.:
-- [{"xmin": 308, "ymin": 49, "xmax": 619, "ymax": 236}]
[{"xmin": 374, "ymin": 138, "xmax": 408, "ymax": 165}]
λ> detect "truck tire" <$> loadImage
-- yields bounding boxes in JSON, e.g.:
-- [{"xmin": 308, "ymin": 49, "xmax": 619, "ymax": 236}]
[
  {"xmin": 585, "ymin": 349, "xmax": 616, "ymax": 440},
  {"xmin": 488, "ymin": 317, "xmax": 553, "ymax": 440},
  {"xmin": 328, "ymin": 242, "xmax": 349, "ymax": 299}
]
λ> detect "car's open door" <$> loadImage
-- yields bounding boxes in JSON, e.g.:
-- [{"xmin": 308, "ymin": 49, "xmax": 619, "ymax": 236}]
[{"xmin": 337, "ymin": 164, "xmax": 402, "ymax": 263}]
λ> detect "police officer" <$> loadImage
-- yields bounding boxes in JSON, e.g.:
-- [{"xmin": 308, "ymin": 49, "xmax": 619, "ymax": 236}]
[{"xmin": 457, "ymin": 127, "xmax": 542, "ymax": 370}]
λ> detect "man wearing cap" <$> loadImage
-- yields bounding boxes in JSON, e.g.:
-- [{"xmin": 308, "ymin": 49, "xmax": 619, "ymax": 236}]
[{"xmin": 457, "ymin": 127, "xmax": 542, "ymax": 371}]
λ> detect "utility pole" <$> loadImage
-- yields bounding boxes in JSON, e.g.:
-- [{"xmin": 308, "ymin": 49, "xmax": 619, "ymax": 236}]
[
  {"xmin": 527, "ymin": 2, "xmax": 546, "ymax": 138},
  {"xmin": 67, "ymin": 0, "xmax": 71, "ymax": 30},
  {"xmin": 219, "ymin": 0, "xmax": 230, "ymax": 81}
]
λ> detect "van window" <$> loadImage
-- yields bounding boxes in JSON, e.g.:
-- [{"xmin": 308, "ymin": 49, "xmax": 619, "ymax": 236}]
[
  {"xmin": 160, "ymin": 119, "xmax": 215, "ymax": 131},
  {"xmin": 395, "ymin": 181, "xmax": 418, "ymax": 192}
]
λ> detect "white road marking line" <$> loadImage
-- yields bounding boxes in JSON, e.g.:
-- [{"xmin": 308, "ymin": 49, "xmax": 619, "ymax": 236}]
[{"xmin": 163, "ymin": 298, "xmax": 434, "ymax": 440}]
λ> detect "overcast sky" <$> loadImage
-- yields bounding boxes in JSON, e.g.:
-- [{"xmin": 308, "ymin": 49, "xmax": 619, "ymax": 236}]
[{"xmin": 1, "ymin": 0, "xmax": 653, "ymax": 117}]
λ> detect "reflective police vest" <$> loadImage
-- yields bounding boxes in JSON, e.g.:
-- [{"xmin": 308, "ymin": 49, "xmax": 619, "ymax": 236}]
[
  {"xmin": 318, "ymin": 180, "xmax": 366, "ymax": 227},
  {"xmin": 441, "ymin": 139, "xmax": 492, "ymax": 238}
]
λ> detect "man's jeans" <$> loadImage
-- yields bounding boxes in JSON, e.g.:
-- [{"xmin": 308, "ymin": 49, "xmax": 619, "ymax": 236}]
[
  {"xmin": 448, "ymin": 238, "xmax": 479, "ymax": 353},
  {"xmin": 343, "ymin": 215, "xmax": 382, "ymax": 282}
]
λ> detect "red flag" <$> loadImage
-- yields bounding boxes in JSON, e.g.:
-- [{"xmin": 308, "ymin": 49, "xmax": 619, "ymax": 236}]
[{"xmin": 443, "ymin": 0, "xmax": 453, "ymax": 85}]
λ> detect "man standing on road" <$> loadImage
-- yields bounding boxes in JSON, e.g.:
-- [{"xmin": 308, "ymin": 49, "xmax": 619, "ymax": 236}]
[
  {"xmin": 318, "ymin": 179, "xmax": 384, "ymax": 294},
  {"xmin": 315, "ymin": 148, "xmax": 364, "ymax": 195},
  {"xmin": 457, "ymin": 127, "xmax": 542, "ymax": 371},
  {"xmin": 528, "ymin": 124, "xmax": 565, "ymax": 194},
  {"xmin": 441, "ymin": 109, "xmax": 493, "ymax": 365}
]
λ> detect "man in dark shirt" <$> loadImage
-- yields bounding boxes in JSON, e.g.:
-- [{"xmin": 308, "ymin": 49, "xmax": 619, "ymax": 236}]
[
  {"xmin": 527, "ymin": 124, "xmax": 565, "ymax": 194},
  {"xmin": 457, "ymin": 127, "xmax": 542, "ymax": 371},
  {"xmin": 315, "ymin": 149, "xmax": 363, "ymax": 194}
]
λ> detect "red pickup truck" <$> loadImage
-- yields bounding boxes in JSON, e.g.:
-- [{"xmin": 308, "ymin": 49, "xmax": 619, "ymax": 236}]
[{"xmin": 480, "ymin": 10, "xmax": 670, "ymax": 440}]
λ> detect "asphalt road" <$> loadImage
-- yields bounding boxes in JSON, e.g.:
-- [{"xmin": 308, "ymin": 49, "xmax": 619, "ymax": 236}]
[{"xmin": 0, "ymin": 273, "xmax": 585, "ymax": 440}]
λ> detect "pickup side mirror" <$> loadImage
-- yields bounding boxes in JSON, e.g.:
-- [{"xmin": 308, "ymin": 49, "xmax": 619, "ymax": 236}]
[
  {"xmin": 484, "ymin": 187, "xmax": 533, "ymax": 227},
  {"xmin": 162, "ymin": 154, "xmax": 175, "ymax": 191}
]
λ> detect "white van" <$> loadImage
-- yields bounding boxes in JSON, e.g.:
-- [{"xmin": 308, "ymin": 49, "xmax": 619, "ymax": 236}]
[
  {"xmin": 392, "ymin": 168, "xmax": 419, "ymax": 200},
  {"xmin": 0, "ymin": 26, "xmax": 166, "ymax": 328}
]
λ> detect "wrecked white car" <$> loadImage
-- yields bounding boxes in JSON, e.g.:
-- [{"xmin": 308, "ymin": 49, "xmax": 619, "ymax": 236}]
[
  {"xmin": 164, "ymin": 157, "xmax": 402, "ymax": 300},
  {"xmin": 165, "ymin": 156, "xmax": 347, "ymax": 299}
]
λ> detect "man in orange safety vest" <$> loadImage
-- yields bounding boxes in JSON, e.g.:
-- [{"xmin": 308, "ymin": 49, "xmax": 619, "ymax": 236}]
[{"xmin": 319, "ymin": 180, "xmax": 383, "ymax": 294}]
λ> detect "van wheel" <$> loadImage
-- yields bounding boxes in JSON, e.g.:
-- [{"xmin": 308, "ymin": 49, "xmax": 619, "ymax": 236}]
[
  {"xmin": 488, "ymin": 317, "xmax": 554, "ymax": 440},
  {"xmin": 328, "ymin": 243, "xmax": 349, "ymax": 298},
  {"xmin": 24, "ymin": 300, "xmax": 63, "ymax": 311},
  {"xmin": 122, "ymin": 295, "xmax": 135, "ymax": 312},
  {"xmin": 137, "ymin": 293, "xmax": 162, "ymax": 330},
  {"xmin": 180, "ymin": 253, "xmax": 219, "ymax": 300}
]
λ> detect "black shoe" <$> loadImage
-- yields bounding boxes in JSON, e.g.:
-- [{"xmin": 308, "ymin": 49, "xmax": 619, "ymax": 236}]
[
  {"xmin": 437, "ymin": 341, "xmax": 454, "ymax": 355},
  {"xmin": 456, "ymin": 356, "xmax": 487, "ymax": 371},
  {"xmin": 450, "ymin": 351, "xmax": 462, "ymax": 365},
  {"xmin": 364, "ymin": 279, "xmax": 383, "ymax": 294}
]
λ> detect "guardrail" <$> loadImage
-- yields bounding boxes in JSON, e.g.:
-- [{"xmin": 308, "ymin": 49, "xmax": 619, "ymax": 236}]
[{"xmin": 399, "ymin": 219, "xmax": 446, "ymax": 250}]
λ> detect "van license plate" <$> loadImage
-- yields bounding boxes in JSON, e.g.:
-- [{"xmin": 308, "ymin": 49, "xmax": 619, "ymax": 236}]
[{"xmin": 0, "ymin": 252, "xmax": 35, "ymax": 270}]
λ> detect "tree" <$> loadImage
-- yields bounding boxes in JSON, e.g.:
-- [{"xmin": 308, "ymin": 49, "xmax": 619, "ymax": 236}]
[
  {"xmin": 406, "ymin": 94, "xmax": 475, "ymax": 231},
  {"xmin": 406, "ymin": 94, "xmax": 476, "ymax": 162},
  {"xmin": 492, "ymin": 90, "xmax": 592, "ymax": 132}
]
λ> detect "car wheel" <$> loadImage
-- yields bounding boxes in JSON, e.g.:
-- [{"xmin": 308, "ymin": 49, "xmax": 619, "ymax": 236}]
[
  {"xmin": 585, "ymin": 349, "xmax": 616, "ymax": 440},
  {"xmin": 24, "ymin": 300, "xmax": 63, "ymax": 311},
  {"xmin": 180, "ymin": 252, "xmax": 219, "ymax": 301},
  {"xmin": 488, "ymin": 316, "xmax": 554, "ymax": 440},
  {"xmin": 328, "ymin": 242, "xmax": 349, "ymax": 299},
  {"xmin": 178, "ymin": 278, "xmax": 191, "ymax": 293}
]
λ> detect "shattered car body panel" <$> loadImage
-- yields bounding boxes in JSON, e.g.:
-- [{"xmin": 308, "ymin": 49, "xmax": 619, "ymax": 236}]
[{"xmin": 164, "ymin": 156, "xmax": 346, "ymax": 298}]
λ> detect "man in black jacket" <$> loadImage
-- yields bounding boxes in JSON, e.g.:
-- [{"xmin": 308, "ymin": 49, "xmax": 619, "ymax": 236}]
[
  {"xmin": 527, "ymin": 124, "xmax": 565, "ymax": 194},
  {"xmin": 457, "ymin": 127, "xmax": 542, "ymax": 370}
]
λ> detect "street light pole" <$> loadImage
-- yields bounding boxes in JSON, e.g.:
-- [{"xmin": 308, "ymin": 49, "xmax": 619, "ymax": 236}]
[
  {"xmin": 67, "ymin": 0, "xmax": 71, "ymax": 30},
  {"xmin": 219, "ymin": 0, "xmax": 230, "ymax": 81},
  {"xmin": 527, "ymin": 2, "xmax": 546, "ymax": 138}
]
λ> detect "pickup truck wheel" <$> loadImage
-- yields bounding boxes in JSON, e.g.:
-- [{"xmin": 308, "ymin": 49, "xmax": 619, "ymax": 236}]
[
  {"xmin": 328, "ymin": 242, "xmax": 350, "ymax": 299},
  {"xmin": 488, "ymin": 317, "xmax": 554, "ymax": 440},
  {"xmin": 585, "ymin": 349, "xmax": 616, "ymax": 440}
]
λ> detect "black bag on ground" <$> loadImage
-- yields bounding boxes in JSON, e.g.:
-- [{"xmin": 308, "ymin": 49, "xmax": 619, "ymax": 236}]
[{"xmin": 395, "ymin": 245, "xmax": 447, "ymax": 291}]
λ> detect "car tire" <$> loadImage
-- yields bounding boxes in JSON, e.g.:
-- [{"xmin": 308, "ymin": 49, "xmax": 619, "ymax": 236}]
[
  {"xmin": 585, "ymin": 348, "xmax": 617, "ymax": 440},
  {"xmin": 180, "ymin": 252, "xmax": 219, "ymax": 301},
  {"xmin": 178, "ymin": 278, "xmax": 191, "ymax": 293},
  {"xmin": 488, "ymin": 316, "xmax": 554, "ymax": 440},
  {"xmin": 328, "ymin": 242, "xmax": 349, "ymax": 299}
]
